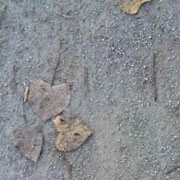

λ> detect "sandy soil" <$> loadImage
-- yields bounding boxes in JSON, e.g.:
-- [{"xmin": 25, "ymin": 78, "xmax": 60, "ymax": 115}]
[{"xmin": 0, "ymin": 0, "xmax": 180, "ymax": 179}]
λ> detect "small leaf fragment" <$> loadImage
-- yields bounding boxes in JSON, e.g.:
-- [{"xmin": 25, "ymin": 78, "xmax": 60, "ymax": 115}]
[
  {"xmin": 118, "ymin": 0, "xmax": 152, "ymax": 14},
  {"xmin": 13, "ymin": 125, "xmax": 43, "ymax": 162},
  {"xmin": 27, "ymin": 80, "xmax": 71, "ymax": 121},
  {"xmin": 53, "ymin": 115, "xmax": 93, "ymax": 152}
]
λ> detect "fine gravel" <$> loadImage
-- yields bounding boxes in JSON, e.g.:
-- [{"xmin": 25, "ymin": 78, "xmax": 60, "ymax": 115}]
[{"xmin": 0, "ymin": 0, "xmax": 180, "ymax": 180}]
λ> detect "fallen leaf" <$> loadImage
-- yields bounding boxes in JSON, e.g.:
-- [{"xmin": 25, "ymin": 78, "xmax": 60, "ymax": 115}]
[
  {"xmin": 27, "ymin": 80, "xmax": 71, "ymax": 121},
  {"xmin": 13, "ymin": 125, "xmax": 43, "ymax": 162},
  {"xmin": 53, "ymin": 115, "xmax": 92, "ymax": 152},
  {"xmin": 118, "ymin": 0, "xmax": 152, "ymax": 14}
]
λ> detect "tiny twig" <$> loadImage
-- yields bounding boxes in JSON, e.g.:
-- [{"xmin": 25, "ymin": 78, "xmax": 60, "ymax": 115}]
[
  {"xmin": 59, "ymin": 13, "xmax": 77, "ymax": 19},
  {"xmin": 153, "ymin": 53, "xmax": 158, "ymax": 102},
  {"xmin": 84, "ymin": 67, "xmax": 89, "ymax": 97},
  {"xmin": 22, "ymin": 101, "xmax": 27, "ymax": 123},
  {"xmin": 24, "ymin": 86, "xmax": 29, "ymax": 102},
  {"xmin": 51, "ymin": 41, "xmax": 62, "ymax": 86},
  {"xmin": 22, "ymin": 86, "xmax": 29, "ymax": 123},
  {"xmin": 166, "ymin": 163, "xmax": 180, "ymax": 175}
]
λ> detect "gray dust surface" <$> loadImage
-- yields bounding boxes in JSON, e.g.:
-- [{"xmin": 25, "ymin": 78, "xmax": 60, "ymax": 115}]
[{"xmin": 0, "ymin": 0, "xmax": 180, "ymax": 179}]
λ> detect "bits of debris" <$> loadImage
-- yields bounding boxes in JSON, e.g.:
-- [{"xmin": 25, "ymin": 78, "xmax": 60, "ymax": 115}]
[
  {"xmin": 27, "ymin": 80, "xmax": 71, "ymax": 121},
  {"xmin": 13, "ymin": 125, "xmax": 43, "ymax": 162},
  {"xmin": 24, "ymin": 86, "xmax": 29, "ymax": 102},
  {"xmin": 53, "ymin": 115, "xmax": 93, "ymax": 152},
  {"xmin": 118, "ymin": 0, "xmax": 152, "ymax": 14}
]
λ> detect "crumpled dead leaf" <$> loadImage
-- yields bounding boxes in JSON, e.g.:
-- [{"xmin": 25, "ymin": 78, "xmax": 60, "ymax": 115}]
[
  {"xmin": 13, "ymin": 125, "xmax": 43, "ymax": 162},
  {"xmin": 53, "ymin": 115, "xmax": 92, "ymax": 152},
  {"xmin": 27, "ymin": 80, "xmax": 71, "ymax": 121},
  {"xmin": 118, "ymin": 0, "xmax": 152, "ymax": 14}
]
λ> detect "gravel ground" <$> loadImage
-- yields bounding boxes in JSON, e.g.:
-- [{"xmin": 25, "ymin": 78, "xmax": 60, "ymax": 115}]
[{"xmin": 0, "ymin": 0, "xmax": 180, "ymax": 180}]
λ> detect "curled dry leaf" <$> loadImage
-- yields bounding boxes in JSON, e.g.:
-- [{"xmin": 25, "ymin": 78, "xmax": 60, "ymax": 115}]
[
  {"xmin": 13, "ymin": 125, "xmax": 43, "ymax": 162},
  {"xmin": 53, "ymin": 115, "xmax": 93, "ymax": 152},
  {"xmin": 27, "ymin": 80, "xmax": 71, "ymax": 121},
  {"xmin": 118, "ymin": 0, "xmax": 152, "ymax": 14}
]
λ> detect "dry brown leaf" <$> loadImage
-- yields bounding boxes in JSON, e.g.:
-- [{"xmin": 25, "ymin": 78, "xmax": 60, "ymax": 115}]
[
  {"xmin": 27, "ymin": 80, "xmax": 71, "ymax": 121},
  {"xmin": 53, "ymin": 115, "xmax": 92, "ymax": 152},
  {"xmin": 13, "ymin": 125, "xmax": 43, "ymax": 162},
  {"xmin": 118, "ymin": 0, "xmax": 152, "ymax": 14}
]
